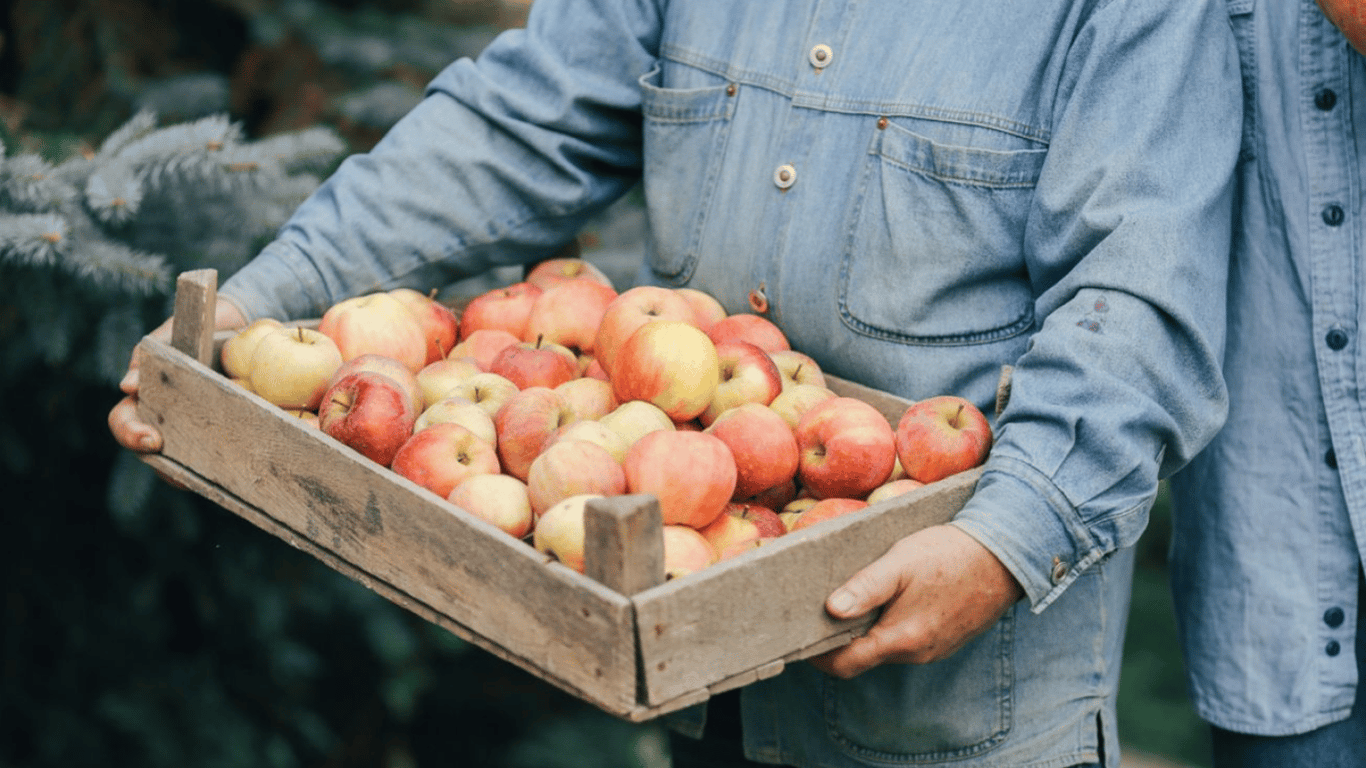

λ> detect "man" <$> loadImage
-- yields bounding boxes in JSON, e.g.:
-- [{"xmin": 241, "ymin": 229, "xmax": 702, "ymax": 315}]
[
  {"xmin": 111, "ymin": 0, "xmax": 1242, "ymax": 765},
  {"xmin": 1168, "ymin": 1, "xmax": 1366, "ymax": 764}
]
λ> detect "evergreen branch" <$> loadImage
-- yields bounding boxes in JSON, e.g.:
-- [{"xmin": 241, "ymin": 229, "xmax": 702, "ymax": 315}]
[
  {"xmin": 1, "ymin": 153, "xmax": 76, "ymax": 212},
  {"xmin": 85, "ymin": 161, "xmax": 145, "ymax": 225},
  {"xmin": 250, "ymin": 127, "xmax": 347, "ymax": 174},
  {"xmin": 97, "ymin": 110, "xmax": 160, "ymax": 161},
  {"xmin": 60, "ymin": 239, "xmax": 172, "ymax": 297},
  {"xmin": 0, "ymin": 212, "xmax": 67, "ymax": 267}
]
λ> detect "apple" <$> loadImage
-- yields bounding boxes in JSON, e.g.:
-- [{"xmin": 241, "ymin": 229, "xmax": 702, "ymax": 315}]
[
  {"xmin": 740, "ymin": 478, "xmax": 799, "ymax": 513},
  {"xmin": 581, "ymin": 356, "xmax": 610, "ymax": 382},
  {"xmin": 700, "ymin": 340, "xmax": 784, "ymax": 425},
  {"xmin": 318, "ymin": 371, "xmax": 418, "ymax": 466},
  {"xmin": 523, "ymin": 278, "xmax": 619, "ymax": 354},
  {"xmin": 675, "ymin": 287, "xmax": 727, "ymax": 332},
  {"xmin": 415, "ymin": 356, "xmax": 483, "ymax": 407},
  {"xmin": 554, "ymin": 377, "xmax": 617, "ymax": 422},
  {"xmin": 458, "ymin": 281, "xmax": 543, "ymax": 341},
  {"xmin": 532, "ymin": 493, "xmax": 605, "ymax": 573},
  {"xmin": 318, "ymin": 292, "xmax": 428, "ymax": 372},
  {"xmin": 414, "ymin": 395, "xmax": 498, "ymax": 445},
  {"xmin": 592, "ymin": 285, "xmax": 697, "ymax": 377},
  {"xmin": 549, "ymin": 419, "xmax": 631, "ymax": 463},
  {"xmin": 389, "ymin": 287, "xmax": 460, "ymax": 365},
  {"xmin": 623, "ymin": 430, "xmax": 736, "ymax": 528},
  {"xmin": 895, "ymin": 395, "xmax": 993, "ymax": 484},
  {"xmin": 866, "ymin": 478, "xmax": 927, "ymax": 505},
  {"xmin": 448, "ymin": 473, "xmax": 534, "ymax": 539},
  {"xmin": 390, "ymin": 422, "xmax": 500, "ymax": 498},
  {"xmin": 526, "ymin": 439, "xmax": 627, "ymax": 517},
  {"xmin": 220, "ymin": 317, "xmax": 284, "ymax": 378},
  {"xmin": 611, "ymin": 320, "xmax": 720, "ymax": 422},
  {"xmin": 246, "ymin": 326, "xmax": 344, "ymax": 410},
  {"xmin": 769, "ymin": 383, "xmax": 839, "ymax": 430},
  {"xmin": 663, "ymin": 524, "xmax": 719, "ymax": 579},
  {"xmin": 493, "ymin": 386, "xmax": 579, "ymax": 480},
  {"xmin": 525, "ymin": 257, "xmax": 614, "ymax": 290},
  {"xmin": 698, "ymin": 502, "xmax": 786, "ymax": 561},
  {"xmin": 599, "ymin": 400, "xmax": 675, "ymax": 449},
  {"xmin": 450, "ymin": 328, "xmax": 520, "ymax": 371},
  {"xmin": 704, "ymin": 402, "xmax": 800, "ymax": 500},
  {"xmin": 706, "ymin": 313, "xmax": 790, "ymax": 353},
  {"xmin": 325, "ymin": 353, "xmax": 424, "ymax": 417},
  {"xmin": 446, "ymin": 372, "xmax": 520, "ymax": 418},
  {"xmin": 490, "ymin": 335, "xmax": 579, "ymax": 390},
  {"xmin": 788, "ymin": 497, "xmax": 869, "ymax": 532},
  {"xmin": 795, "ymin": 396, "xmax": 897, "ymax": 499},
  {"xmin": 282, "ymin": 408, "xmax": 320, "ymax": 429},
  {"xmin": 769, "ymin": 349, "xmax": 827, "ymax": 391}
]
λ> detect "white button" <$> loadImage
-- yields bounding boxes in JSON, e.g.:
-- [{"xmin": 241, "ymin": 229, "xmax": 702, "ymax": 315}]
[
  {"xmin": 809, "ymin": 44, "xmax": 833, "ymax": 69},
  {"xmin": 773, "ymin": 164, "xmax": 797, "ymax": 189}
]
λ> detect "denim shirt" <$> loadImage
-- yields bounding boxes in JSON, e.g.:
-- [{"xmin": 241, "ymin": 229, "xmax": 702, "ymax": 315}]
[
  {"xmin": 1168, "ymin": 0, "xmax": 1366, "ymax": 737},
  {"xmin": 221, "ymin": 0, "xmax": 1240, "ymax": 764}
]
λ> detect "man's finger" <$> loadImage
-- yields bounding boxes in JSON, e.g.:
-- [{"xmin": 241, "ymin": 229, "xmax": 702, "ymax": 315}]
[
  {"xmin": 826, "ymin": 542, "xmax": 912, "ymax": 619},
  {"xmin": 108, "ymin": 395, "xmax": 161, "ymax": 453}
]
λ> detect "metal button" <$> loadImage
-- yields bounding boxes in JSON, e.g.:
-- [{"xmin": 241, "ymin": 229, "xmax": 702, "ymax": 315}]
[
  {"xmin": 1325, "ymin": 607, "xmax": 1346, "ymax": 628},
  {"xmin": 1323, "ymin": 204, "xmax": 1345, "ymax": 226},
  {"xmin": 1327, "ymin": 640, "xmax": 1342, "ymax": 657},
  {"xmin": 1327, "ymin": 329, "xmax": 1349, "ymax": 351},
  {"xmin": 748, "ymin": 287, "xmax": 769, "ymax": 314},
  {"xmin": 876, "ymin": 116, "xmax": 889, "ymax": 130},
  {"xmin": 773, "ymin": 164, "xmax": 797, "ymax": 190},
  {"xmin": 1050, "ymin": 557, "xmax": 1068, "ymax": 585},
  {"xmin": 809, "ymin": 43, "xmax": 833, "ymax": 69},
  {"xmin": 1327, "ymin": 448, "xmax": 1338, "ymax": 469},
  {"xmin": 726, "ymin": 83, "xmax": 737, "ymax": 97},
  {"xmin": 1316, "ymin": 88, "xmax": 1337, "ymax": 111}
]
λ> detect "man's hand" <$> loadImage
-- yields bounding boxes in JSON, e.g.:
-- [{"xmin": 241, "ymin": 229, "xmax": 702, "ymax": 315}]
[
  {"xmin": 808, "ymin": 524, "xmax": 1024, "ymax": 678},
  {"xmin": 107, "ymin": 301, "xmax": 248, "ymax": 453},
  {"xmin": 1319, "ymin": 0, "xmax": 1366, "ymax": 55}
]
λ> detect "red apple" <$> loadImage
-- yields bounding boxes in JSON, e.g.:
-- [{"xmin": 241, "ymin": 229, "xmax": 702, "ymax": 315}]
[
  {"xmin": 490, "ymin": 335, "xmax": 579, "ymax": 390},
  {"xmin": 325, "ymin": 353, "xmax": 424, "ymax": 417},
  {"xmin": 220, "ymin": 317, "xmax": 284, "ymax": 379},
  {"xmin": 795, "ymin": 396, "xmax": 897, "ymax": 499},
  {"xmin": 525, "ymin": 257, "xmax": 614, "ymax": 290},
  {"xmin": 549, "ymin": 419, "xmax": 631, "ymax": 463},
  {"xmin": 448, "ymin": 473, "xmax": 534, "ymax": 539},
  {"xmin": 318, "ymin": 292, "xmax": 428, "ymax": 372},
  {"xmin": 523, "ymin": 278, "xmax": 619, "ymax": 354},
  {"xmin": 450, "ymin": 328, "xmax": 520, "ymax": 371},
  {"xmin": 894, "ymin": 395, "xmax": 993, "ymax": 484},
  {"xmin": 700, "ymin": 340, "xmax": 784, "ymax": 425},
  {"xmin": 554, "ymin": 377, "xmax": 617, "ymax": 422},
  {"xmin": 532, "ymin": 493, "xmax": 605, "ymax": 573},
  {"xmin": 415, "ymin": 356, "xmax": 483, "ymax": 406},
  {"xmin": 459, "ymin": 281, "xmax": 543, "ymax": 341},
  {"xmin": 740, "ymin": 478, "xmax": 799, "ymax": 513},
  {"xmin": 246, "ymin": 326, "xmax": 344, "ymax": 410},
  {"xmin": 389, "ymin": 287, "xmax": 460, "ymax": 365},
  {"xmin": 675, "ymin": 287, "xmax": 727, "ymax": 332},
  {"xmin": 493, "ymin": 386, "xmax": 579, "ymax": 480},
  {"xmin": 705, "ymin": 402, "xmax": 800, "ymax": 500},
  {"xmin": 769, "ymin": 349, "xmax": 827, "ymax": 391},
  {"xmin": 446, "ymin": 372, "xmax": 520, "ymax": 419},
  {"xmin": 593, "ymin": 285, "xmax": 697, "ymax": 378},
  {"xmin": 698, "ymin": 502, "xmax": 786, "ymax": 561},
  {"xmin": 414, "ymin": 395, "xmax": 497, "ymax": 446},
  {"xmin": 788, "ymin": 497, "xmax": 869, "ymax": 532},
  {"xmin": 663, "ymin": 524, "xmax": 719, "ymax": 579},
  {"xmin": 611, "ymin": 320, "xmax": 720, "ymax": 422},
  {"xmin": 623, "ymin": 430, "xmax": 736, "ymax": 528},
  {"xmin": 769, "ymin": 383, "xmax": 839, "ymax": 430},
  {"xmin": 526, "ymin": 439, "xmax": 627, "ymax": 517},
  {"xmin": 866, "ymin": 478, "xmax": 927, "ymax": 505},
  {"xmin": 391, "ymin": 422, "xmax": 500, "ymax": 498},
  {"xmin": 581, "ymin": 356, "xmax": 610, "ymax": 382},
  {"xmin": 318, "ymin": 371, "xmax": 417, "ymax": 466},
  {"xmin": 706, "ymin": 313, "xmax": 790, "ymax": 353}
]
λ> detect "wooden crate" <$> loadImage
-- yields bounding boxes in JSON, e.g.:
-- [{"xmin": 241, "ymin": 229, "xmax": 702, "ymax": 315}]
[{"xmin": 135, "ymin": 270, "xmax": 986, "ymax": 722}]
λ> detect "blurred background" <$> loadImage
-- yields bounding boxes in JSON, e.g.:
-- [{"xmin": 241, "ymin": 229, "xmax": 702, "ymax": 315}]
[{"xmin": 0, "ymin": 1, "xmax": 1210, "ymax": 766}]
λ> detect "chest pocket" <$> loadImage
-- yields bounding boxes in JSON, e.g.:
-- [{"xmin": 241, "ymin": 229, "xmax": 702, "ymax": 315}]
[
  {"xmin": 1225, "ymin": 0, "xmax": 1256, "ymax": 163},
  {"xmin": 840, "ymin": 121, "xmax": 1045, "ymax": 346}
]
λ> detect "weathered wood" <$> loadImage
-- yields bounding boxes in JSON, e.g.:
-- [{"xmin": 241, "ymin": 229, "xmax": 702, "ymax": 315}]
[
  {"xmin": 631, "ymin": 468, "xmax": 981, "ymax": 706},
  {"xmin": 170, "ymin": 269, "xmax": 217, "ymax": 366},
  {"xmin": 585, "ymin": 495, "xmax": 665, "ymax": 596},
  {"xmin": 825, "ymin": 373, "xmax": 908, "ymax": 425},
  {"xmin": 135, "ymin": 336, "xmax": 640, "ymax": 714}
]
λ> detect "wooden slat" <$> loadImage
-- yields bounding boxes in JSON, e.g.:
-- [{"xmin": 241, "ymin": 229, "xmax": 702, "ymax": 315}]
[
  {"xmin": 585, "ymin": 495, "xmax": 665, "ymax": 597},
  {"xmin": 631, "ymin": 468, "xmax": 981, "ymax": 706},
  {"xmin": 135, "ymin": 336, "xmax": 640, "ymax": 714},
  {"xmin": 170, "ymin": 269, "xmax": 217, "ymax": 366}
]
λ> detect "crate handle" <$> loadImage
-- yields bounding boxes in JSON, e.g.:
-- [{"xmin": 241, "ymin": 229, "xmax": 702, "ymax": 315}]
[{"xmin": 170, "ymin": 269, "xmax": 219, "ymax": 367}]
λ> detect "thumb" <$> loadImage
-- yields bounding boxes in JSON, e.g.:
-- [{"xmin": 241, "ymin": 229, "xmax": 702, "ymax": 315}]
[{"xmin": 827, "ymin": 553, "xmax": 907, "ymax": 619}]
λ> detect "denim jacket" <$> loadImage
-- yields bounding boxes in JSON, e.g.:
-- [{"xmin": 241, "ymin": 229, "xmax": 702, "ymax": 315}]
[
  {"xmin": 221, "ymin": 0, "xmax": 1241, "ymax": 764},
  {"xmin": 1168, "ymin": 0, "xmax": 1366, "ymax": 737}
]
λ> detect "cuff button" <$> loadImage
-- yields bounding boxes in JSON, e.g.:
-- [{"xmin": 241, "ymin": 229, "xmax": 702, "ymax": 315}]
[{"xmin": 1050, "ymin": 557, "xmax": 1068, "ymax": 585}]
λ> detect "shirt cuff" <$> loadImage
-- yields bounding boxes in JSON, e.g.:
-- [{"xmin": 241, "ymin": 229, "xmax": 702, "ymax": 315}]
[
  {"xmin": 219, "ymin": 240, "xmax": 336, "ymax": 323},
  {"xmin": 949, "ymin": 455, "xmax": 1104, "ymax": 612}
]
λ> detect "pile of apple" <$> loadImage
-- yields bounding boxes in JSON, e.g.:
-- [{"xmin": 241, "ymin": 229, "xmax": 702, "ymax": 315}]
[{"xmin": 220, "ymin": 257, "xmax": 993, "ymax": 581}]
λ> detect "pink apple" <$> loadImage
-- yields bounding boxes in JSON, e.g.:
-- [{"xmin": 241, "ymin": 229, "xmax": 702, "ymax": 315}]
[
  {"xmin": 599, "ymin": 400, "xmax": 675, "ymax": 450},
  {"xmin": 446, "ymin": 372, "xmax": 520, "ymax": 419},
  {"xmin": 318, "ymin": 292, "xmax": 428, "ymax": 372},
  {"xmin": 415, "ymin": 356, "xmax": 483, "ymax": 407},
  {"xmin": 325, "ymin": 353, "xmax": 424, "ymax": 417},
  {"xmin": 246, "ymin": 327, "xmax": 344, "ymax": 410},
  {"xmin": 389, "ymin": 287, "xmax": 460, "ymax": 365},
  {"xmin": 623, "ymin": 430, "xmax": 736, "ymax": 528},
  {"xmin": 458, "ymin": 281, "xmax": 543, "ymax": 342},
  {"xmin": 450, "ymin": 328, "xmax": 520, "ymax": 371},
  {"xmin": 706, "ymin": 313, "xmax": 790, "ymax": 353},
  {"xmin": 663, "ymin": 524, "xmax": 719, "ymax": 579},
  {"xmin": 549, "ymin": 419, "xmax": 631, "ymax": 463},
  {"xmin": 675, "ymin": 287, "xmax": 727, "ymax": 332},
  {"xmin": 282, "ymin": 408, "xmax": 320, "ymax": 429},
  {"xmin": 526, "ymin": 439, "xmax": 627, "ymax": 517},
  {"xmin": 705, "ymin": 402, "xmax": 800, "ymax": 500},
  {"xmin": 448, "ymin": 473, "xmax": 534, "ymax": 539},
  {"xmin": 493, "ymin": 386, "xmax": 579, "ymax": 481},
  {"xmin": 700, "ymin": 340, "xmax": 784, "ymax": 425},
  {"xmin": 220, "ymin": 317, "xmax": 284, "ymax": 379},
  {"xmin": 490, "ymin": 336, "xmax": 579, "ymax": 390},
  {"xmin": 788, "ymin": 497, "xmax": 869, "ymax": 532},
  {"xmin": 318, "ymin": 371, "xmax": 417, "ymax": 466},
  {"xmin": 740, "ymin": 478, "xmax": 799, "ymax": 513},
  {"xmin": 866, "ymin": 478, "xmax": 927, "ymax": 505},
  {"xmin": 525, "ymin": 257, "xmax": 614, "ymax": 290},
  {"xmin": 414, "ymin": 395, "xmax": 498, "ymax": 445},
  {"xmin": 592, "ymin": 285, "xmax": 697, "ymax": 378},
  {"xmin": 611, "ymin": 320, "xmax": 720, "ymax": 422},
  {"xmin": 769, "ymin": 349, "xmax": 827, "ymax": 391},
  {"xmin": 523, "ymin": 278, "xmax": 619, "ymax": 354},
  {"xmin": 390, "ymin": 422, "xmax": 500, "ymax": 498},
  {"xmin": 532, "ymin": 493, "xmax": 605, "ymax": 573},
  {"xmin": 894, "ymin": 395, "xmax": 993, "ymax": 484},
  {"xmin": 795, "ymin": 396, "xmax": 897, "ymax": 499},
  {"xmin": 553, "ymin": 376, "xmax": 617, "ymax": 423},
  {"xmin": 769, "ymin": 383, "xmax": 839, "ymax": 430},
  {"xmin": 581, "ymin": 356, "xmax": 609, "ymax": 382},
  {"xmin": 698, "ymin": 502, "xmax": 786, "ymax": 561}
]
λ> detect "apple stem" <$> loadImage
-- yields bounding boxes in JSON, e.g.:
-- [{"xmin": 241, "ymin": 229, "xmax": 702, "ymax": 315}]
[
  {"xmin": 535, "ymin": 333, "xmax": 545, "ymax": 349},
  {"xmin": 951, "ymin": 403, "xmax": 964, "ymax": 428}
]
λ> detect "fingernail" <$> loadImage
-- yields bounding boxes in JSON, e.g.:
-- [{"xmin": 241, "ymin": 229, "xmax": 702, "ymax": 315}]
[
  {"xmin": 829, "ymin": 589, "xmax": 856, "ymax": 615},
  {"xmin": 138, "ymin": 435, "xmax": 158, "ymax": 451}
]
